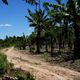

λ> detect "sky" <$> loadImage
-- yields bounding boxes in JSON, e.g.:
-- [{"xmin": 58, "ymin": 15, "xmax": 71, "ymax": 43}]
[{"xmin": 0, "ymin": 0, "xmax": 66, "ymax": 39}]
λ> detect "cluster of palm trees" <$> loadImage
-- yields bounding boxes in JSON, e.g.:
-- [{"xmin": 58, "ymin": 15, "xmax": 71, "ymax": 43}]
[
  {"xmin": 2, "ymin": 0, "xmax": 80, "ymax": 60},
  {"xmin": 26, "ymin": 0, "xmax": 80, "ymax": 60}
]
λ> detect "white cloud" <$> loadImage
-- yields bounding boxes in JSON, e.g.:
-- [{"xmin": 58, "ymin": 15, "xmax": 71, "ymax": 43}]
[{"xmin": 0, "ymin": 24, "xmax": 12, "ymax": 27}]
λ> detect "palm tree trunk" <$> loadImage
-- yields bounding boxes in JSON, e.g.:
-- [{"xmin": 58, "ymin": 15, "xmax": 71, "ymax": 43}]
[
  {"xmin": 68, "ymin": 31, "xmax": 72, "ymax": 50},
  {"xmin": 64, "ymin": 17, "xmax": 68, "ymax": 38},
  {"xmin": 36, "ymin": 27, "xmax": 40, "ymax": 54},
  {"xmin": 73, "ymin": 22, "xmax": 80, "ymax": 59},
  {"xmin": 45, "ymin": 33, "xmax": 48, "ymax": 52},
  {"xmin": 45, "ymin": 41, "xmax": 48, "ymax": 52},
  {"xmin": 59, "ymin": 33, "xmax": 62, "ymax": 51},
  {"xmin": 51, "ymin": 36, "xmax": 54, "ymax": 57}
]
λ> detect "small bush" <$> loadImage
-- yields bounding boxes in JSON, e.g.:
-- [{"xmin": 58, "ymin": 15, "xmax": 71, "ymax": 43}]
[
  {"xmin": 15, "ymin": 70, "xmax": 35, "ymax": 80},
  {"xmin": 25, "ymin": 72, "xmax": 35, "ymax": 80},
  {"xmin": 0, "ymin": 52, "xmax": 8, "ymax": 74}
]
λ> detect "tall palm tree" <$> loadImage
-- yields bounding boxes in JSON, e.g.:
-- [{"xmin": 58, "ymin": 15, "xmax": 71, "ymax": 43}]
[
  {"xmin": 26, "ymin": 9, "xmax": 48, "ymax": 54},
  {"xmin": 43, "ymin": 1, "xmax": 64, "ymax": 54},
  {"xmin": 67, "ymin": 0, "xmax": 80, "ymax": 59},
  {"xmin": 44, "ymin": 0, "xmax": 80, "ymax": 59}
]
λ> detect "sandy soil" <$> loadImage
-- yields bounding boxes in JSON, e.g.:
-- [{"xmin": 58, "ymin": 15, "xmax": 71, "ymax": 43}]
[{"xmin": 2, "ymin": 47, "xmax": 80, "ymax": 80}]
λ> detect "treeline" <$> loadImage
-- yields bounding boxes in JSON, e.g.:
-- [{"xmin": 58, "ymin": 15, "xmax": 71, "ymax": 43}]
[
  {"xmin": 0, "ymin": 26, "xmax": 74, "ymax": 55},
  {"xmin": 0, "ymin": 34, "xmax": 26, "ymax": 50}
]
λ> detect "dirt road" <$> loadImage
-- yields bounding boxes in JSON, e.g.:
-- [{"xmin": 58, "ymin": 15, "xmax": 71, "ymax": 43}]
[{"xmin": 2, "ymin": 47, "xmax": 80, "ymax": 80}]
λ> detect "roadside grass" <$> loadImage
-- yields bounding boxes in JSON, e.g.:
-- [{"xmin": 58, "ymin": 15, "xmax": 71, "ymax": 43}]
[
  {"xmin": 0, "ymin": 52, "xmax": 8, "ymax": 75},
  {"xmin": 0, "ymin": 52, "xmax": 35, "ymax": 80}
]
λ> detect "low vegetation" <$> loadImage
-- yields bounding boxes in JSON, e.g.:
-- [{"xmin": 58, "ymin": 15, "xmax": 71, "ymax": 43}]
[
  {"xmin": 0, "ymin": 52, "xmax": 35, "ymax": 80},
  {"xmin": 0, "ymin": 52, "xmax": 8, "ymax": 74}
]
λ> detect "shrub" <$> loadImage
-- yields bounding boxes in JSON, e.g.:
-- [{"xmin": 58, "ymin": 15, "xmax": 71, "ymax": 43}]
[
  {"xmin": 15, "ymin": 70, "xmax": 35, "ymax": 80},
  {"xmin": 0, "ymin": 52, "xmax": 8, "ymax": 74},
  {"xmin": 25, "ymin": 72, "xmax": 35, "ymax": 80}
]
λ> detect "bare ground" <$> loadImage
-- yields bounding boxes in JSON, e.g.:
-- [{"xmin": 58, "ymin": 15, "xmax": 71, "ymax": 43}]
[{"xmin": 2, "ymin": 47, "xmax": 80, "ymax": 80}]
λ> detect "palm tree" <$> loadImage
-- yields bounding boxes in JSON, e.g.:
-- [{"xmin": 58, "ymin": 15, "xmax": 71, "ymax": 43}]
[
  {"xmin": 26, "ymin": 9, "xmax": 48, "ymax": 54},
  {"xmin": 67, "ymin": 0, "xmax": 80, "ymax": 59},
  {"xmin": 44, "ymin": 0, "xmax": 80, "ymax": 59},
  {"xmin": 43, "ymin": 1, "xmax": 64, "ymax": 54}
]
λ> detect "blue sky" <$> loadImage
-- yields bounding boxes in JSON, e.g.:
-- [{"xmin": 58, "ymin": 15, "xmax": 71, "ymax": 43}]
[{"xmin": 0, "ymin": 0, "xmax": 66, "ymax": 39}]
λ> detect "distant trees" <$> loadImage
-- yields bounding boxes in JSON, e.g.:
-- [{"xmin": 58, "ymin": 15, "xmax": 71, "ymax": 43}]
[{"xmin": 0, "ymin": 34, "xmax": 27, "ymax": 50}]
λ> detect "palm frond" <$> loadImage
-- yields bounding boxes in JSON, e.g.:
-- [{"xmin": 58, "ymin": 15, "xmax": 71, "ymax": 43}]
[
  {"xmin": 56, "ymin": 0, "xmax": 61, "ymax": 4},
  {"xmin": 24, "ymin": 0, "xmax": 37, "ymax": 5},
  {"xmin": 25, "ymin": 16, "xmax": 33, "ymax": 22},
  {"xmin": 29, "ymin": 23, "xmax": 36, "ymax": 27},
  {"xmin": 2, "ymin": 0, "xmax": 8, "ymax": 5}
]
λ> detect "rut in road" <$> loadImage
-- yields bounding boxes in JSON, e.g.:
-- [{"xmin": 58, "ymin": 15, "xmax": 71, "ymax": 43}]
[{"xmin": 2, "ymin": 47, "xmax": 80, "ymax": 80}]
